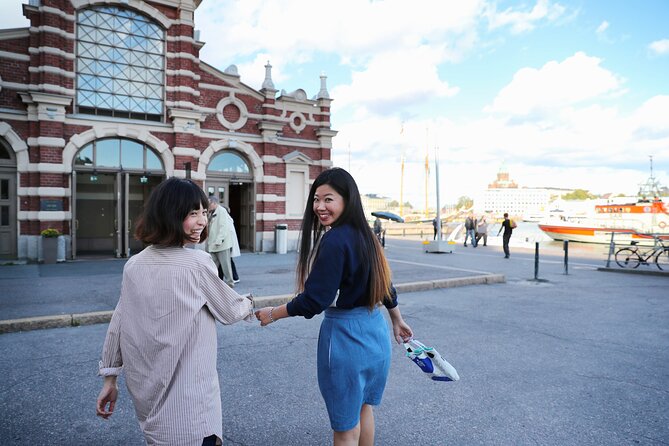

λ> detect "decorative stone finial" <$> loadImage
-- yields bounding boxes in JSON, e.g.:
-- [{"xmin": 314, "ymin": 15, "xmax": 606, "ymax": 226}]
[
  {"xmin": 317, "ymin": 72, "xmax": 330, "ymax": 99},
  {"xmin": 262, "ymin": 61, "xmax": 275, "ymax": 90}
]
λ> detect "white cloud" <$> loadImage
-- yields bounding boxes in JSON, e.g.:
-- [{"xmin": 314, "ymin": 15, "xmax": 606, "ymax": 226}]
[
  {"xmin": 485, "ymin": 0, "xmax": 566, "ymax": 34},
  {"xmin": 331, "ymin": 46, "xmax": 459, "ymax": 114},
  {"xmin": 648, "ymin": 39, "xmax": 669, "ymax": 56},
  {"xmin": 485, "ymin": 52, "xmax": 624, "ymax": 116},
  {"xmin": 596, "ymin": 21, "xmax": 609, "ymax": 34},
  {"xmin": 196, "ymin": 0, "xmax": 484, "ymax": 71}
]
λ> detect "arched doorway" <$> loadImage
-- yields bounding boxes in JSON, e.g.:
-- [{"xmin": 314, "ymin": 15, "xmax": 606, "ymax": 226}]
[
  {"xmin": 206, "ymin": 151, "xmax": 254, "ymax": 251},
  {"xmin": 73, "ymin": 138, "xmax": 164, "ymax": 258},
  {"xmin": 0, "ymin": 139, "xmax": 17, "ymax": 260}
]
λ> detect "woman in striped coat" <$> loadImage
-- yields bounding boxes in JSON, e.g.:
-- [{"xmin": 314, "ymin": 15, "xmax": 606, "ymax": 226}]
[{"xmin": 96, "ymin": 178, "xmax": 254, "ymax": 446}]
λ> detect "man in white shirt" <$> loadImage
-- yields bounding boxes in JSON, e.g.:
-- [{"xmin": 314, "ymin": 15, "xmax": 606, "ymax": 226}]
[{"xmin": 207, "ymin": 196, "xmax": 234, "ymax": 287}]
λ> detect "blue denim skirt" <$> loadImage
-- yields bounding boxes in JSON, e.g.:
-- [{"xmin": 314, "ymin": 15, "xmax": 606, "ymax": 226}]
[{"xmin": 317, "ymin": 306, "xmax": 391, "ymax": 431}]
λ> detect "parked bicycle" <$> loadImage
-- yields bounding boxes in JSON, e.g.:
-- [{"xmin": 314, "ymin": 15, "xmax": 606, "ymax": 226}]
[{"xmin": 615, "ymin": 237, "xmax": 669, "ymax": 270}]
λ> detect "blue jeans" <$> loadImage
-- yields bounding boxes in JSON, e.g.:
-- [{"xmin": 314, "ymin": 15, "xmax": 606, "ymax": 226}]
[{"xmin": 466, "ymin": 228, "xmax": 477, "ymax": 247}]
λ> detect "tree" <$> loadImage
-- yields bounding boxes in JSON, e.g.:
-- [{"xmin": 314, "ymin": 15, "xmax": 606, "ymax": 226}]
[
  {"xmin": 389, "ymin": 200, "xmax": 399, "ymax": 207},
  {"xmin": 456, "ymin": 196, "xmax": 473, "ymax": 209},
  {"xmin": 562, "ymin": 189, "xmax": 595, "ymax": 200}
]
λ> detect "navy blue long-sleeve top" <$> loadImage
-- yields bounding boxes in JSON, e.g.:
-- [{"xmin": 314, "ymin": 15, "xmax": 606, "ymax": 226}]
[{"xmin": 286, "ymin": 224, "xmax": 399, "ymax": 319}]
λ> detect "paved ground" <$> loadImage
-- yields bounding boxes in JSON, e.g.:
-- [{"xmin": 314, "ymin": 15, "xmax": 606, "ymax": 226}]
[{"xmin": 0, "ymin": 236, "xmax": 668, "ymax": 445}]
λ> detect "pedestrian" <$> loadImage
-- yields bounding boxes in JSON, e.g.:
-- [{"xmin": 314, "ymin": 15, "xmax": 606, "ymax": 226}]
[
  {"xmin": 255, "ymin": 167, "xmax": 413, "ymax": 445},
  {"xmin": 95, "ymin": 178, "xmax": 254, "ymax": 445},
  {"xmin": 373, "ymin": 216, "xmax": 384, "ymax": 247},
  {"xmin": 432, "ymin": 216, "xmax": 439, "ymax": 240},
  {"xmin": 464, "ymin": 212, "xmax": 477, "ymax": 247},
  {"xmin": 226, "ymin": 205, "xmax": 241, "ymax": 284},
  {"xmin": 207, "ymin": 196, "xmax": 235, "ymax": 287},
  {"xmin": 476, "ymin": 215, "xmax": 489, "ymax": 246},
  {"xmin": 497, "ymin": 212, "xmax": 516, "ymax": 258}
]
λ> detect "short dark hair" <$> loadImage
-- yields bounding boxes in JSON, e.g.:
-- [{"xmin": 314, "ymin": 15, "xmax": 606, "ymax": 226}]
[{"xmin": 134, "ymin": 178, "xmax": 209, "ymax": 246}]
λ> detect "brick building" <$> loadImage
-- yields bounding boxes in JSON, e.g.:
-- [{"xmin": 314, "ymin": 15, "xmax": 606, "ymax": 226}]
[{"xmin": 0, "ymin": 0, "xmax": 336, "ymax": 261}]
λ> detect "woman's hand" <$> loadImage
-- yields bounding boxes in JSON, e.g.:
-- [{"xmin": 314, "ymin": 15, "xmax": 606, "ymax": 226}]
[
  {"xmin": 255, "ymin": 304, "xmax": 288, "ymax": 327},
  {"xmin": 387, "ymin": 307, "xmax": 413, "ymax": 344},
  {"xmin": 392, "ymin": 318, "xmax": 413, "ymax": 344},
  {"xmin": 255, "ymin": 307, "xmax": 274, "ymax": 326},
  {"xmin": 96, "ymin": 376, "xmax": 118, "ymax": 419}
]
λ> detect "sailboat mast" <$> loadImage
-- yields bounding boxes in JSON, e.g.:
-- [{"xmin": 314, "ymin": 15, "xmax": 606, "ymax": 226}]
[{"xmin": 400, "ymin": 155, "xmax": 404, "ymax": 217}]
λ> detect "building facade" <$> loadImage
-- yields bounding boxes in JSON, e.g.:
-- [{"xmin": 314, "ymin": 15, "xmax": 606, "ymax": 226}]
[
  {"xmin": 475, "ymin": 166, "xmax": 553, "ymax": 218},
  {"xmin": 0, "ymin": 0, "xmax": 336, "ymax": 262}
]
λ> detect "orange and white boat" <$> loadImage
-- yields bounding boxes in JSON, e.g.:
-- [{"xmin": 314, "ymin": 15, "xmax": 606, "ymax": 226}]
[
  {"xmin": 539, "ymin": 164, "xmax": 669, "ymax": 245},
  {"xmin": 538, "ymin": 198, "xmax": 669, "ymax": 245}
]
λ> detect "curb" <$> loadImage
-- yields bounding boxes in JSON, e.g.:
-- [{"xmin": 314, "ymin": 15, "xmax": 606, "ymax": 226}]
[
  {"xmin": 597, "ymin": 267, "xmax": 669, "ymax": 276},
  {"xmin": 0, "ymin": 274, "xmax": 505, "ymax": 334}
]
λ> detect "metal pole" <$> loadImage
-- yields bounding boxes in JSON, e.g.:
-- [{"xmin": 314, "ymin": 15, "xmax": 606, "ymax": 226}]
[
  {"xmin": 606, "ymin": 232, "xmax": 615, "ymax": 268},
  {"xmin": 434, "ymin": 147, "xmax": 441, "ymax": 240},
  {"xmin": 534, "ymin": 242, "xmax": 539, "ymax": 280},
  {"xmin": 563, "ymin": 240, "xmax": 569, "ymax": 275}
]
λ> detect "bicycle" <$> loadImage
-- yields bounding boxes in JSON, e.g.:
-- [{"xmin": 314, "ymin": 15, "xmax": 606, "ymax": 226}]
[{"xmin": 615, "ymin": 237, "xmax": 669, "ymax": 271}]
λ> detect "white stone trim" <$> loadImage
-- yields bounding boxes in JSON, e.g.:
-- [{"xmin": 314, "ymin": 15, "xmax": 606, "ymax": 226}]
[
  {"xmin": 70, "ymin": 0, "xmax": 174, "ymax": 29},
  {"xmin": 200, "ymin": 138, "xmax": 264, "ymax": 182},
  {"xmin": 261, "ymin": 155, "xmax": 283, "ymax": 164},
  {"xmin": 41, "ymin": 6, "xmax": 76, "ymax": 21},
  {"xmin": 0, "ymin": 121, "xmax": 29, "ymax": 170},
  {"xmin": 27, "ymin": 137, "xmax": 67, "ymax": 148},
  {"xmin": 199, "ymin": 83, "xmax": 237, "ymax": 93},
  {"xmin": 166, "ymin": 69, "xmax": 200, "ymax": 80},
  {"xmin": 0, "ymin": 50, "xmax": 30, "ymax": 62},
  {"xmin": 29, "ymin": 46, "xmax": 76, "ymax": 60},
  {"xmin": 257, "ymin": 194, "xmax": 285, "ymax": 202},
  {"xmin": 18, "ymin": 187, "xmax": 70, "ymax": 197},
  {"xmin": 0, "ymin": 80, "xmax": 76, "ymax": 96},
  {"xmin": 29, "ymin": 66, "xmax": 76, "ymax": 79},
  {"xmin": 166, "ymin": 52, "xmax": 199, "ymax": 63},
  {"xmin": 24, "ymin": 163, "xmax": 69, "ymax": 173},
  {"xmin": 166, "ymin": 35, "xmax": 198, "ymax": 44},
  {"xmin": 18, "ymin": 211, "xmax": 72, "ymax": 220},
  {"xmin": 63, "ymin": 124, "xmax": 174, "ymax": 175},
  {"xmin": 172, "ymin": 146, "xmax": 201, "ymax": 158},
  {"xmin": 165, "ymin": 85, "xmax": 200, "ymax": 97},
  {"xmin": 260, "ymin": 176, "xmax": 286, "ymax": 184},
  {"xmin": 215, "ymin": 94, "xmax": 248, "ymax": 131},
  {"xmin": 29, "ymin": 26, "xmax": 75, "ymax": 40},
  {"xmin": 0, "ymin": 29, "xmax": 30, "ymax": 40}
]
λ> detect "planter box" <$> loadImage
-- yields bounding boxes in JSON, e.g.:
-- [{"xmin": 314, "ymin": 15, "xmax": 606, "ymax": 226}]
[{"xmin": 42, "ymin": 237, "xmax": 58, "ymax": 264}]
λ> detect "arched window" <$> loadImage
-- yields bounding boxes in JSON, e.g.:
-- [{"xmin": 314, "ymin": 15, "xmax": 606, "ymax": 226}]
[
  {"xmin": 74, "ymin": 138, "xmax": 163, "ymax": 172},
  {"xmin": 76, "ymin": 6, "xmax": 165, "ymax": 121},
  {"xmin": 208, "ymin": 152, "xmax": 251, "ymax": 175}
]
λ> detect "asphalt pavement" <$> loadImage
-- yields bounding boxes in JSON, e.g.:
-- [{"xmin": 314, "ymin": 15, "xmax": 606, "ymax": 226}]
[{"xmin": 0, "ymin": 236, "xmax": 668, "ymax": 445}]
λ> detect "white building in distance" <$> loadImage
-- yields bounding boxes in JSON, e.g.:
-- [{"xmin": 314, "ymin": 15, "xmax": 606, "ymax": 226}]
[{"xmin": 474, "ymin": 166, "xmax": 569, "ymax": 218}]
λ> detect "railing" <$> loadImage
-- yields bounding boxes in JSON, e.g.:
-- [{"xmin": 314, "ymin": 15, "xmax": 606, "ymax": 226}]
[{"xmin": 605, "ymin": 231, "xmax": 667, "ymax": 268}]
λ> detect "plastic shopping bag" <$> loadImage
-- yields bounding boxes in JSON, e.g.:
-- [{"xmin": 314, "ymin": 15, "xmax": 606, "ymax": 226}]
[{"xmin": 403, "ymin": 339, "xmax": 460, "ymax": 382}]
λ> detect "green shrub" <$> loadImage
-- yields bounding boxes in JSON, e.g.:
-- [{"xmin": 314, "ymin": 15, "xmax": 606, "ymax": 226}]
[{"xmin": 40, "ymin": 228, "xmax": 61, "ymax": 238}]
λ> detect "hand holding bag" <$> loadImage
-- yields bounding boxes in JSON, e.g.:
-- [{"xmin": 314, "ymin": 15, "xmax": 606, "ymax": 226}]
[{"xmin": 404, "ymin": 339, "xmax": 460, "ymax": 382}]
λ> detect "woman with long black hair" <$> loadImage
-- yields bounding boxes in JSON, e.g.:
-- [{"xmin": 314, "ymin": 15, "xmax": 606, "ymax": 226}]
[{"xmin": 256, "ymin": 168, "xmax": 413, "ymax": 446}]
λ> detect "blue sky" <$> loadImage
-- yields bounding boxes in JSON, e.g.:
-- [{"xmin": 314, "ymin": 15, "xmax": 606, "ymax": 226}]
[{"xmin": 3, "ymin": 0, "xmax": 668, "ymax": 208}]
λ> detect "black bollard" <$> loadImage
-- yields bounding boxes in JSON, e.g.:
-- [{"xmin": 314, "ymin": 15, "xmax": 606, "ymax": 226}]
[
  {"xmin": 534, "ymin": 242, "xmax": 539, "ymax": 280},
  {"xmin": 563, "ymin": 240, "xmax": 569, "ymax": 275}
]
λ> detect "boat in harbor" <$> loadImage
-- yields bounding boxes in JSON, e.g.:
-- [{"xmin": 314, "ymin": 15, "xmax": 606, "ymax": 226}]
[{"xmin": 538, "ymin": 163, "xmax": 669, "ymax": 245}]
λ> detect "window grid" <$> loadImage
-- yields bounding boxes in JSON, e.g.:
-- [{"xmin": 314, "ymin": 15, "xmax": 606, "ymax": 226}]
[{"xmin": 76, "ymin": 6, "xmax": 165, "ymax": 121}]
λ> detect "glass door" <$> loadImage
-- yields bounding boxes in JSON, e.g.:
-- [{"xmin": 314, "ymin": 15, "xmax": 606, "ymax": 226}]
[{"xmin": 75, "ymin": 172, "xmax": 117, "ymax": 257}]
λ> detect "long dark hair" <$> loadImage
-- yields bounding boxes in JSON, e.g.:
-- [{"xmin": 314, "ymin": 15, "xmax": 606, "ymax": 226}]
[
  {"xmin": 296, "ymin": 168, "xmax": 391, "ymax": 309},
  {"xmin": 134, "ymin": 178, "xmax": 209, "ymax": 246}
]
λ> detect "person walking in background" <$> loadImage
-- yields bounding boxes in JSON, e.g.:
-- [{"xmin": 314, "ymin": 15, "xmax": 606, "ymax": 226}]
[
  {"xmin": 226, "ymin": 206, "xmax": 241, "ymax": 284},
  {"xmin": 373, "ymin": 217, "xmax": 384, "ymax": 247},
  {"xmin": 96, "ymin": 178, "xmax": 254, "ymax": 445},
  {"xmin": 497, "ymin": 212, "xmax": 516, "ymax": 258},
  {"xmin": 476, "ymin": 215, "xmax": 489, "ymax": 247},
  {"xmin": 432, "ymin": 216, "xmax": 439, "ymax": 240},
  {"xmin": 464, "ymin": 212, "xmax": 477, "ymax": 247},
  {"xmin": 207, "ymin": 196, "xmax": 235, "ymax": 287},
  {"xmin": 255, "ymin": 168, "xmax": 413, "ymax": 446}
]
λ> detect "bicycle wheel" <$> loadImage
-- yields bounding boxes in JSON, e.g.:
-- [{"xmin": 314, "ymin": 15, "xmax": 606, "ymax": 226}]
[
  {"xmin": 655, "ymin": 248, "xmax": 669, "ymax": 271},
  {"xmin": 615, "ymin": 248, "xmax": 640, "ymax": 268}
]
